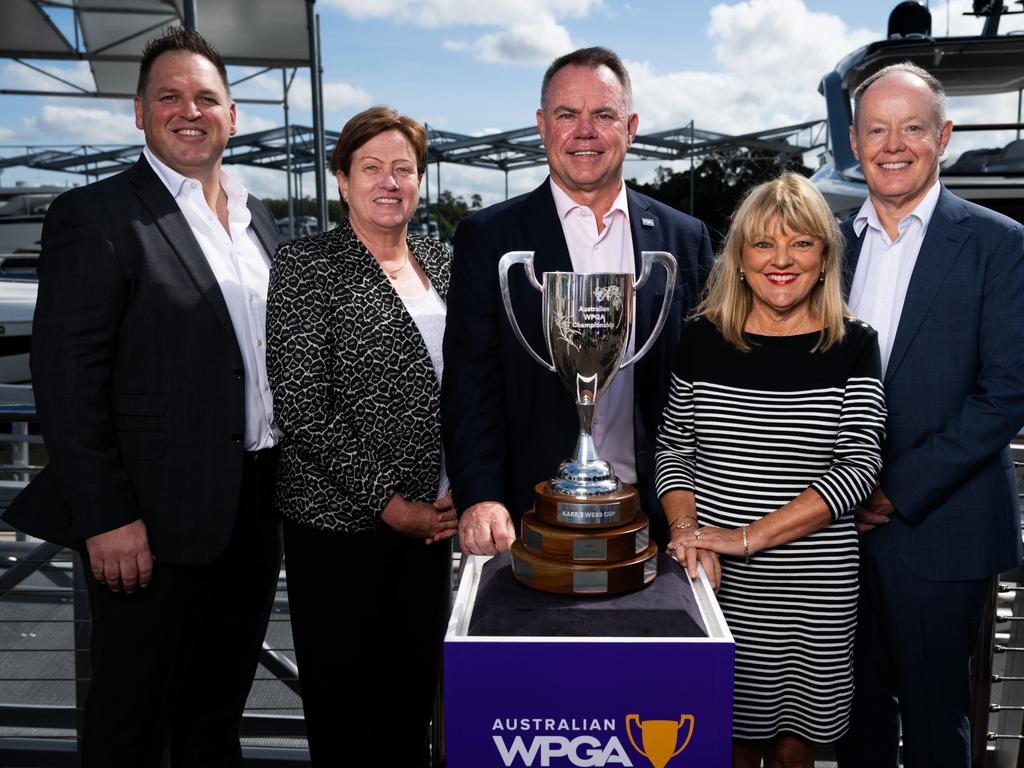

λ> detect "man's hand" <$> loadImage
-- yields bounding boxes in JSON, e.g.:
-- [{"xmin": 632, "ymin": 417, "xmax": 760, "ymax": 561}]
[
  {"xmin": 458, "ymin": 501, "xmax": 516, "ymax": 555},
  {"xmin": 85, "ymin": 519, "xmax": 153, "ymax": 593},
  {"xmin": 380, "ymin": 493, "xmax": 458, "ymax": 544},
  {"xmin": 854, "ymin": 486, "xmax": 896, "ymax": 534}
]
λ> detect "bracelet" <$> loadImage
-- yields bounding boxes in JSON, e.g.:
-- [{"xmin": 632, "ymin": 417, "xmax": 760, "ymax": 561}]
[
  {"xmin": 741, "ymin": 525, "xmax": 749, "ymax": 563},
  {"xmin": 671, "ymin": 518, "xmax": 697, "ymax": 532}
]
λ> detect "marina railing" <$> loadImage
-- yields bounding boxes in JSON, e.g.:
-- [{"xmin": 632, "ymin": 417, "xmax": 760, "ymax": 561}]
[{"xmin": 0, "ymin": 392, "xmax": 311, "ymax": 766}]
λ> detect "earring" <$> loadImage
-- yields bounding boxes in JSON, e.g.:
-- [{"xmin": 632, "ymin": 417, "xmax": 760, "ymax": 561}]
[
  {"xmin": 818, "ymin": 270, "xmax": 826, "ymax": 285},
  {"xmin": 738, "ymin": 269, "xmax": 746, "ymax": 283}
]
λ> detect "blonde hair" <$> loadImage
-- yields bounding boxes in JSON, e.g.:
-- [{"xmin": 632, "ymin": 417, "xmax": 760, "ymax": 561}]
[{"xmin": 697, "ymin": 172, "xmax": 849, "ymax": 352}]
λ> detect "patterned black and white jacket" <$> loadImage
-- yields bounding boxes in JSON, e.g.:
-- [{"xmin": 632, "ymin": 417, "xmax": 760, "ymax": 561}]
[{"xmin": 267, "ymin": 219, "xmax": 451, "ymax": 533}]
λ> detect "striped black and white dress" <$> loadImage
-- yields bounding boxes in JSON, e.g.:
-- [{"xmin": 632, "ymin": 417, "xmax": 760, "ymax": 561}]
[{"xmin": 655, "ymin": 316, "xmax": 886, "ymax": 742}]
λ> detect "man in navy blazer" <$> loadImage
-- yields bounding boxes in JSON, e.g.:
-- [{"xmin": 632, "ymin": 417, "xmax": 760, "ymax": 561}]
[
  {"xmin": 442, "ymin": 47, "xmax": 713, "ymax": 554},
  {"xmin": 835, "ymin": 64, "xmax": 1024, "ymax": 768},
  {"xmin": 4, "ymin": 29, "xmax": 282, "ymax": 767}
]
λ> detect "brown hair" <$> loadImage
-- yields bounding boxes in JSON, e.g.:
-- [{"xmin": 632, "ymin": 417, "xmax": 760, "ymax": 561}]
[
  {"xmin": 697, "ymin": 172, "xmax": 849, "ymax": 352},
  {"xmin": 137, "ymin": 26, "xmax": 229, "ymax": 97},
  {"xmin": 329, "ymin": 106, "xmax": 428, "ymax": 184},
  {"xmin": 541, "ymin": 47, "xmax": 633, "ymax": 111}
]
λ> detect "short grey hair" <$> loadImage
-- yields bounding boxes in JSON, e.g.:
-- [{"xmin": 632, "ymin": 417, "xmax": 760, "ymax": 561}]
[
  {"xmin": 852, "ymin": 61, "xmax": 947, "ymax": 130},
  {"xmin": 540, "ymin": 47, "xmax": 633, "ymax": 113}
]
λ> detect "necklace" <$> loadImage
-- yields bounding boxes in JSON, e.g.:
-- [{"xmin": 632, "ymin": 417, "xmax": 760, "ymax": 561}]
[{"xmin": 379, "ymin": 251, "xmax": 409, "ymax": 280}]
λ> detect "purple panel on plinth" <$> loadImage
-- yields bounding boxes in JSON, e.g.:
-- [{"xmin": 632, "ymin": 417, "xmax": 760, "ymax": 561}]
[{"xmin": 445, "ymin": 639, "xmax": 733, "ymax": 767}]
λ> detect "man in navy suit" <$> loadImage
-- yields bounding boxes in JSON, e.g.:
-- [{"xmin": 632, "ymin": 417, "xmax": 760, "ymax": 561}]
[
  {"xmin": 442, "ymin": 47, "xmax": 713, "ymax": 555},
  {"xmin": 835, "ymin": 63, "xmax": 1024, "ymax": 768},
  {"xmin": 4, "ymin": 28, "xmax": 281, "ymax": 767}
]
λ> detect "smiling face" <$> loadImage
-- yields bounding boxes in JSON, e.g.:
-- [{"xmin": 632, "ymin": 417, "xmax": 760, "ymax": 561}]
[
  {"xmin": 337, "ymin": 129, "xmax": 421, "ymax": 238},
  {"xmin": 134, "ymin": 50, "xmax": 235, "ymax": 183},
  {"xmin": 741, "ymin": 221, "xmax": 824, "ymax": 327},
  {"xmin": 537, "ymin": 64, "xmax": 638, "ymax": 205},
  {"xmin": 850, "ymin": 71, "xmax": 952, "ymax": 220}
]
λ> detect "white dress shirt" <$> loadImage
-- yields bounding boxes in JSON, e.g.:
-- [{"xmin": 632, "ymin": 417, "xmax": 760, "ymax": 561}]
[
  {"xmin": 849, "ymin": 180, "xmax": 941, "ymax": 376},
  {"xmin": 550, "ymin": 178, "xmax": 637, "ymax": 483},
  {"xmin": 144, "ymin": 146, "xmax": 277, "ymax": 450}
]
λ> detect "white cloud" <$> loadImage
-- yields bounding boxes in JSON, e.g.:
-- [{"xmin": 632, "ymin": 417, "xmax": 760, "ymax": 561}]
[
  {"xmin": 443, "ymin": 16, "xmax": 575, "ymax": 66},
  {"xmin": 242, "ymin": 73, "xmax": 372, "ymax": 113},
  {"xmin": 628, "ymin": 0, "xmax": 878, "ymax": 138},
  {"xmin": 1, "ymin": 61, "xmax": 94, "ymax": 94},
  {"xmin": 321, "ymin": 81, "xmax": 374, "ymax": 112},
  {"xmin": 21, "ymin": 103, "xmax": 139, "ymax": 145},
  {"xmin": 321, "ymin": 0, "xmax": 597, "ymax": 28},
  {"xmin": 235, "ymin": 112, "xmax": 278, "ymax": 136}
]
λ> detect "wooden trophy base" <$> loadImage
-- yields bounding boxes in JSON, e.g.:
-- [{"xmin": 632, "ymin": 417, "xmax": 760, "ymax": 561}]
[
  {"xmin": 510, "ymin": 540, "xmax": 659, "ymax": 596},
  {"xmin": 521, "ymin": 510, "xmax": 651, "ymax": 563},
  {"xmin": 532, "ymin": 481, "xmax": 639, "ymax": 529}
]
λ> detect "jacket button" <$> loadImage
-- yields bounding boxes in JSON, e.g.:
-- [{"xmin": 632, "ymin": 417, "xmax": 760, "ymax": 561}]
[
  {"xmin": 231, "ymin": 433, "xmax": 242, "ymax": 443},
  {"xmin": 233, "ymin": 369, "xmax": 243, "ymax": 380}
]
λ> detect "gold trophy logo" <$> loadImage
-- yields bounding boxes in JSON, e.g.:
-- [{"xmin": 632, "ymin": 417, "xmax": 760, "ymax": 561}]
[{"xmin": 625, "ymin": 714, "xmax": 695, "ymax": 768}]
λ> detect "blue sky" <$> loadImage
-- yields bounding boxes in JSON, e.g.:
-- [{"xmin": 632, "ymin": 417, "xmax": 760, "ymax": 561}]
[{"xmin": 1, "ymin": 0, "xmax": 1020, "ymax": 205}]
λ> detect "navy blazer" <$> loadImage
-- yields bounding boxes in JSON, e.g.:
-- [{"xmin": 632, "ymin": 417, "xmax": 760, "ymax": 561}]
[
  {"xmin": 442, "ymin": 179, "xmax": 713, "ymax": 545},
  {"xmin": 842, "ymin": 186, "xmax": 1024, "ymax": 580},
  {"xmin": 4, "ymin": 156, "xmax": 280, "ymax": 563}
]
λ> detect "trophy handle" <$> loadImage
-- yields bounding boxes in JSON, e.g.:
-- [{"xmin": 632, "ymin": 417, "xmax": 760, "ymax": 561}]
[
  {"xmin": 672, "ymin": 715, "xmax": 695, "ymax": 757},
  {"xmin": 624, "ymin": 714, "xmax": 648, "ymax": 758},
  {"xmin": 497, "ymin": 251, "xmax": 555, "ymax": 372},
  {"xmin": 619, "ymin": 250, "xmax": 677, "ymax": 369}
]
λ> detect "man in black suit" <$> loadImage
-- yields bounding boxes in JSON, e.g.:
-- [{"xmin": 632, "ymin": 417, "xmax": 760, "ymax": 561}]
[
  {"xmin": 442, "ymin": 47, "xmax": 713, "ymax": 555},
  {"xmin": 3, "ymin": 27, "xmax": 281, "ymax": 767},
  {"xmin": 835, "ymin": 64, "xmax": 1024, "ymax": 768}
]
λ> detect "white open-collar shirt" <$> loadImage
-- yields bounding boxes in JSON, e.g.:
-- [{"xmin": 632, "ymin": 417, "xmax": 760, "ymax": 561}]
[{"xmin": 144, "ymin": 146, "xmax": 278, "ymax": 450}]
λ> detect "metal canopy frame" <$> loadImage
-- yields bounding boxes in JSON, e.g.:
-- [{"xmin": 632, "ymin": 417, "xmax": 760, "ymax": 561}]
[
  {"xmin": 0, "ymin": 119, "xmax": 826, "ymax": 208},
  {"xmin": 0, "ymin": 0, "xmax": 329, "ymax": 230}
]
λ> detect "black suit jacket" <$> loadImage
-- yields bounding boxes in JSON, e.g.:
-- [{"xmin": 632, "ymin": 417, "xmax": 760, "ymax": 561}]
[
  {"xmin": 441, "ymin": 180, "xmax": 713, "ymax": 546},
  {"xmin": 3, "ymin": 156, "xmax": 279, "ymax": 564},
  {"xmin": 842, "ymin": 186, "xmax": 1024, "ymax": 580}
]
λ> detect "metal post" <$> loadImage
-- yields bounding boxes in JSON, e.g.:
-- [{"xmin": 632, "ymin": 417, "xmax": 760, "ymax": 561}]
[
  {"xmin": 11, "ymin": 421, "xmax": 28, "ymax": 484},
  {"xmin": 424, "ymin": 125, "xmax": 431, "ymax": 208},
  {"xmin": 1018, "ymin": 89, "xmax": 1022, "ymax": 141},
  {"xmin": 305, "ymin": 1, "xmax": 328, "ymax": 231},
  {"xmin": 72, "ymin": 556, "xmax": 91, "ymax": 741},
  {"xmin": 182, "ymin": 0, "xmax": 197, "ymax": 30},
  {"xmin": 689, "ymin": 120, "xmax": 696, "ymax": 217},
  {"xmin": 283, "ymin": 70, "xmax": 294, "ymax": 240},
  {"xmin": 505, "ymin": 169, "xmax": 509, "ymax": 200},
  {"xmin": 437, "ymin": 161, "xmax": 441, "ymax": 200}
]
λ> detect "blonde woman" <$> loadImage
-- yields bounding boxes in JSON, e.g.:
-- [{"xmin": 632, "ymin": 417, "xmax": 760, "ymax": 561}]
[{"xmin": 655, "ymin": 173, "xmax": 886, "ymax": 768}]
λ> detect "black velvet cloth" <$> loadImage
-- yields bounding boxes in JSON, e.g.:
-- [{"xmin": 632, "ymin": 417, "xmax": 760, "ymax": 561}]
[{"xmin": 468, "ymin": 553, "xmax": 708, "ymax": 638}]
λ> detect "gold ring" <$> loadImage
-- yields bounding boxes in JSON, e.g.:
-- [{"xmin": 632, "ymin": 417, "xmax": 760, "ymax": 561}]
[{"xmin": 694, "ymin": 529, "xmax": 702, "ymax": 540}]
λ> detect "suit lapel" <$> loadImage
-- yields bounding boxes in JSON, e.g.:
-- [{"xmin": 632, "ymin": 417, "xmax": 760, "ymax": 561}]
[
  {"xmin": 627, "ymin": 188, "xmax": 659, "ymax": 350},
  {"xmin": 524, "ymin": 181, "xmax": 573, "ymax": 277},
  {"xmin": 841, "ymin": 218, "xmax": 864, "ymax": 300},
  {"xmin": 884, "ymin": 188, "xmax": 970, "ymax": 384},
  {"xmin": 246, "ymin": 196, "xmax": 279, "ymax": 258},
  {"xmin": 128, "ymin": 157, "xmax": 236, "ymax": 337}
]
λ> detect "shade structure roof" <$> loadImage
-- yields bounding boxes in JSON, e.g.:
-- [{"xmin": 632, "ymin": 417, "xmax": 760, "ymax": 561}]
[{"xmin": 1, "ymin": 0, "xmax": 310, "ymax": 98}]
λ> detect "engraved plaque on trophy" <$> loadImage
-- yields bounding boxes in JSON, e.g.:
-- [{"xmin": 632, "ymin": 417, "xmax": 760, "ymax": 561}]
[{"xmin": 497, "ymin": 250, "xmax": 677, "ymax": 596}]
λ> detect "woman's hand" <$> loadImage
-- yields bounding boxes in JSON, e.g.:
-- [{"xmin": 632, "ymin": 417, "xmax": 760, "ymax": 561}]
[
  {"xmin": 667, "ymin": 531, "xmax": 722, "ymax": 591},
  {"xmin": 380, "ymin": 493, "xmax": 458, "ymax": 544},
  {"xmin": 675, "ymin": 524, "xmax": 747, "ymax": 558}
]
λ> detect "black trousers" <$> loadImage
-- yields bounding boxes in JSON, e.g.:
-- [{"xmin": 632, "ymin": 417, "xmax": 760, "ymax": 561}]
[
  {"xmin": 79, "ymin": 450, "xmax": 282, "ymax": 768},
  {"xmin": 835, "ymin": 532, "xmax": 990, "ymax": 768},
  {"xmin": 283, "ymin": 518, "xmax": 451, "ymax": 768}
]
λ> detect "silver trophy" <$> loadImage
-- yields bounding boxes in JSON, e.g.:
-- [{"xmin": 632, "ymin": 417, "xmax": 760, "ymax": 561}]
[{"xmin": 498, "ymin": 250, "xmax": 678, "ymax": 498}]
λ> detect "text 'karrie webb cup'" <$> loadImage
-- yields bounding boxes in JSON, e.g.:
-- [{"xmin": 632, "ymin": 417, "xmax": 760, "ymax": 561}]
[{"xmin": 497, "ymin": 250, "xmax": 677, "ymax": 596}]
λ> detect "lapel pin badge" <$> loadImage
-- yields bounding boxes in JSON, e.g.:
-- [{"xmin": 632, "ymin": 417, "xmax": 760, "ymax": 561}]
[{"xmin": 641, "ymin": 217, "xmax": 655, "ymax": 228}]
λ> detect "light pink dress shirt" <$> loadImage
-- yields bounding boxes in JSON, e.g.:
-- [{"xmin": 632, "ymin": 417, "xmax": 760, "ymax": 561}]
[{"xmin": 549, "ymin": 179, "xmax": 637, "ymax": 483}]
